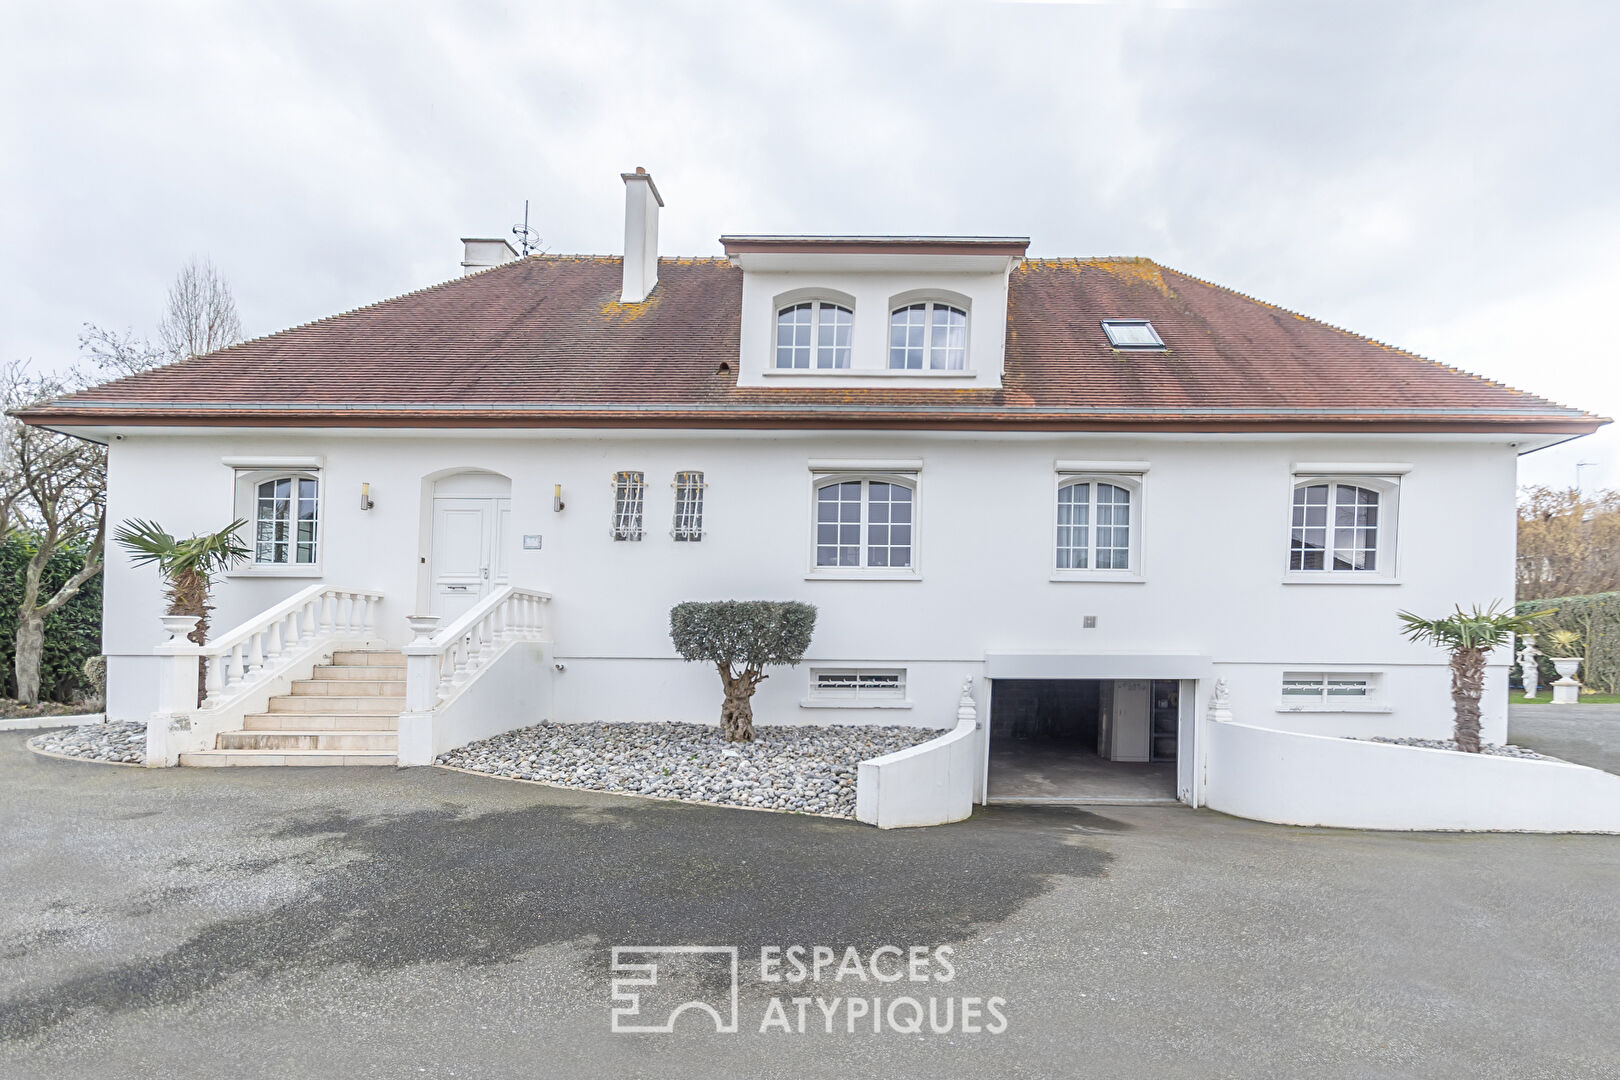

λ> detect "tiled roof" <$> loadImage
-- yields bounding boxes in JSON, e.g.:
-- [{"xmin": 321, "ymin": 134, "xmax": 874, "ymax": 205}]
[{"xmin": 20, "ymin": 255, "xmax": 1603, "ymax": 434}]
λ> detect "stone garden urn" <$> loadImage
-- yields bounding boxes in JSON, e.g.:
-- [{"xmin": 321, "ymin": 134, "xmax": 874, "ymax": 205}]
[{"xmin": 1551, "ymin": 657, "xmax": 1583, "ymax": 704}]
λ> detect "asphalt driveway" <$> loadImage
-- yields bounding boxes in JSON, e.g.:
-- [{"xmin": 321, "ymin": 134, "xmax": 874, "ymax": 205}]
[
  {"xmin": 2, "ymin": 731, "xmax": 1617, "ymax": 1080},
  {"xmin": 1510, "ymin": 702, "xmax": 1620, "ymax": 775}
]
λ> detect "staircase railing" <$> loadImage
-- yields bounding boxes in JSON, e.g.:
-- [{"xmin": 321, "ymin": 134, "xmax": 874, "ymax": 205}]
[
  {"xmin": 197, "ymin": 586, "xmax": 383, "ymax": 704},
  {"xmin": 148, "ymin": 585, "xmax": 385, "ymax": 765},
  {"xmin": 402, "ymin": 586, "xmax": 552, "ymax": 713}
]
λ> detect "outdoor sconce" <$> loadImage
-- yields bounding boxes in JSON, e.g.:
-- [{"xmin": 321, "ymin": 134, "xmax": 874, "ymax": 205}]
[
  {"xmin": 553, "ymin": 483, "xmax": 566, "ymax": 512},
  {"xmin": 360, "ymin": 482, "xmax": 375, "ymax": 511}
]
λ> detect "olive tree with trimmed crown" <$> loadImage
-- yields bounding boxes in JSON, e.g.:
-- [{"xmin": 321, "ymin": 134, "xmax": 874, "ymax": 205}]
[{"xmin": 670, "ymin": 601, "xmax": 817, "ymax": 742}]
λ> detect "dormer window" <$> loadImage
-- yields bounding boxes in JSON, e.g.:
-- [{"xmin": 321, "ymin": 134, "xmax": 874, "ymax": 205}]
[
  {"xmin": 890, "ymin": 302, "xmax": 967, "ymax": 370},
  {"xmin": 776, "ymin": 301, "xmax": 853, "ymax": 369},
  {"xmin": 1102, "ymin": 319, "xmax": 1165, "ymax": 350}
]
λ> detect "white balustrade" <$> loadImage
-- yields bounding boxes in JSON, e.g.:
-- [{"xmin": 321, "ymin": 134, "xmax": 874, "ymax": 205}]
[
  {"xmin": 402, "ymin": 587, "xmax": 552, "ymax": 713},
  {"xmin": 158, "ymin": 585, "xmax": 385, "ymax": 711}
]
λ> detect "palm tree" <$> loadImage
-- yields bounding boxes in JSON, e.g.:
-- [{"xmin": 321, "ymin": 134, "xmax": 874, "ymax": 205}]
[
  {"xmin": 1397, "ymin": 602, "xmax": 1549, "ymax": 752},
  {"xmin": 114, "ymin": 518, "xmax": 249, "ymax": 649}
]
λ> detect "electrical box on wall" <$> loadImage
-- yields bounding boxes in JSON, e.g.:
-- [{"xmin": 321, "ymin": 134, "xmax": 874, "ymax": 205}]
[{"xmin": 522, "ymin": 535, "xmax": 543, "ymax": 550}]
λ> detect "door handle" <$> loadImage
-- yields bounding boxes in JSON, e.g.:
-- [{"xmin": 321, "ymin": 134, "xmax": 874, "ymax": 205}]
[{"xmin": 482, "ymin": 567, "xmax": 490, "ymax": 579}]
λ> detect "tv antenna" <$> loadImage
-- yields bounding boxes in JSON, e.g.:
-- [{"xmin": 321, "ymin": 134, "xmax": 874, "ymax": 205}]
[{"xmin": 512, "ymin": 199, "xmax": 544, "ymax": 256}]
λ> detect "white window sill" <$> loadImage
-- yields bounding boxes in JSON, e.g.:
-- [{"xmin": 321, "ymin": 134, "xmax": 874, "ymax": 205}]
[
  {"xmin": 1050, "ymin": 572, "xmax": 1145, "ymax": 584},
  {"xmin": 229, "ymin": 566, "xmax": 325, "ymax": 579},
  {"xmin": 799, "ymin": 700, "xmax": 914, "ymax": 710},
  {"xmin": 1281, "ymin": 575, "xmax": 1402, "ymax": 586},
  {"xmin": 805, "ymin": 570, "xmax": 922, "ymax": 581},
  {"xmin": 763, "ymin": 368, "xmax": 978, "ymax": 378},
  {"xmin": 1276, "ymin": 704, "xmax": 1394, "ymax": 714}
]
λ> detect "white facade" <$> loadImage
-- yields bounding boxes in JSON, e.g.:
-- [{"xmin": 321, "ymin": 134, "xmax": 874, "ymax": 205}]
[{"xmin": 102, "ymin": 426, "xmax": 1520, "ymax": 752}]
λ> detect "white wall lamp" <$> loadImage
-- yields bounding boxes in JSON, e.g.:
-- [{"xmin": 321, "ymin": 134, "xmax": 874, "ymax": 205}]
[
  {"xmin": 360, "ymin": 482, "xmax": 375, "ymax": 511},
  {"xmin": 553, "ymin": 483, "xmax": 566, "ymax": 512}
]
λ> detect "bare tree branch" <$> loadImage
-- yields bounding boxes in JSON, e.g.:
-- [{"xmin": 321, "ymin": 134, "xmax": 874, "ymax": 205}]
[{"xmin": 157, "ymin": 256, "xmax": 242, "ymax": 360}]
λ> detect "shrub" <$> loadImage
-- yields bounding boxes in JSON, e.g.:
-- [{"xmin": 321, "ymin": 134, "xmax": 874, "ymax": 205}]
[
  {"xmin": 669, "ymin": 600, "xmax": 816, "ymax": 742},
  {"xmin": 1516, "ymin": 591, "xmax": 1620, "ymax": 694},
  {"xmin": 0, "ymin": 533, "xmax": 103, "ymax": 703}
]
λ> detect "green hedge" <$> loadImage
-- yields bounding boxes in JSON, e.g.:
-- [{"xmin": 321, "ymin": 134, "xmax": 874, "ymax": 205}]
[
  {"xmin": 0, "ymin": 534, "xmax": 103, "ymax": 703},
  {"xmin": 1516, "ymin": 592, "xmax": 1620, "ymax": 695}
]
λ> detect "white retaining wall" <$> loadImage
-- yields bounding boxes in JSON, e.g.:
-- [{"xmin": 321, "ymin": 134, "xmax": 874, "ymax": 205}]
[
  {"xmin": 855, "ymin": 682, "xmax": 981, "ymax": 828},
  {"xmin": 397, "ymin": 640, "xmax": 553, "ymax": 766},
  {"xmin": 1203, "ymin": 719, "xmax": 1620, "ymax": 833}
]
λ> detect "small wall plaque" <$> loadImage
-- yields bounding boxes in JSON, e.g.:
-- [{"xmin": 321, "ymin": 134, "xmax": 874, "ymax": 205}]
[{"xmin": 522, "ymin": 534, "xmax": 543, "ymax": 550}]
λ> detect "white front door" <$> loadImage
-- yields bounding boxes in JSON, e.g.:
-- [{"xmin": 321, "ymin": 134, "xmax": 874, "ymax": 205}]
[{"xmin": 431, "ymin": 496, "xmax": 510, "ymax": 622}]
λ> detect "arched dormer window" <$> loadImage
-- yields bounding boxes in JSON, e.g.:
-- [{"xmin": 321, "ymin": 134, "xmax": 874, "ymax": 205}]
[
  {"xmin": 776, "ymin": 300, "xmax": 853, "ymax": 369},
  {"xmin": 889, "ymin": 301, "xmax": 967, "ymax": 370}
]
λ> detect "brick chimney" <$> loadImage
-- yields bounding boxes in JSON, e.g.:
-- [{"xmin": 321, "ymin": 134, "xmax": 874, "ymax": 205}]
[{"xmin": 620, "ymin": 167, "xmax": 663, "ymax": 303}]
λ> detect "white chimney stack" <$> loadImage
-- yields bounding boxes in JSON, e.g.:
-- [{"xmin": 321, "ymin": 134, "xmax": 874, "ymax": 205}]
[
  {"xmin": 461, "ymin": 237, "xmax": 518, "ymax": 276},
  {"xmin": 620, "ymin": 167, "xmax": 663, "ymax": 303}
]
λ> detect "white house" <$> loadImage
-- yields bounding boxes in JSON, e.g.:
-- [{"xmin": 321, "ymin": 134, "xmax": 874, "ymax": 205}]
[{"xmin": 23, "ymin": 168, "xmax": 1619, "ymax": 830}]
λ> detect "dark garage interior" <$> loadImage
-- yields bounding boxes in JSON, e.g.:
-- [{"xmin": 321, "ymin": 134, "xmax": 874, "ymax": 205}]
[{"xmin": 987, "ymin": 678, "xmax": 1180, "ymax": 803}]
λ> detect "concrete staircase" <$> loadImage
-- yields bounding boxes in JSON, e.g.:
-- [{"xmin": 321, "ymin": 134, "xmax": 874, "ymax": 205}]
[{"xmin": 178, "ymin": 651, "xmax": 404, "ymax": 766}]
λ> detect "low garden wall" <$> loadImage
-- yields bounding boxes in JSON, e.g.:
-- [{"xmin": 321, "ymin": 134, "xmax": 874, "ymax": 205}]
[
  {"xmin": 1204, "ymin": 718, "xmax": 1620, "ymax": 833},
  {"xmin": 855, "ymin": 680, "xmax": 980, "ymax": 829}
]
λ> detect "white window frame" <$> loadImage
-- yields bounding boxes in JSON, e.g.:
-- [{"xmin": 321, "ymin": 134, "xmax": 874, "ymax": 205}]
[
  {"xmin": 1284, "ymin": 473, "xmax": 1400, "ymax": 583},
  {"xmin": 1277, "ymin": 671, "xmax": 1390, "ymax": 714},
  {"xmin": 888, "ymin": 300, "xmax": 969, "ymax": 371},
  {"xmin": 1051, "ymin": 470, "xmax": 1145, "ymax": 582},
  {"xmin": 801, "ymin": 667, "xmax": 912, "ymax": 709},
  {"xmin": 671, "ymin": 470, "xmax": 706, "ymax": 542},
  {"xmin": 774, "ymin": 299, "xmax": 855, "ymax": 370},
  {"xmin": 1101, "ymin": 319, "xmax": 1166, "ymax": 350},
  {"xmin": 806, "ymin": 467, "xmax": 922, "ymax": 580},
  {"xmin": 229, "ymin": 467, "xmax": 325, "ymax": 577},
  {"xmin": 611, "ymin": 470, "xmax": 646, "ymax": 541}
]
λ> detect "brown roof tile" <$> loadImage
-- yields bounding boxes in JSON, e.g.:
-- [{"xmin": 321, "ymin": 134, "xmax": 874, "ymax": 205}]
[{"xmin": 20, "ymin": 255, "xmax": 1604, "ymax": 434}]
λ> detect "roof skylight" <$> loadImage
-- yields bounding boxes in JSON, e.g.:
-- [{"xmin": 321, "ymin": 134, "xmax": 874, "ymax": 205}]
[{"xmin": 1102, "ymin": 319, "xmax": 1165, "ymax": 350}]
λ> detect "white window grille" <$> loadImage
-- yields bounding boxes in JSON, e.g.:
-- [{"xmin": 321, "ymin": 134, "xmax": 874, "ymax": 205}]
[
  {"xmin": 1281, "ymin": 672, "xmax": 1374, "ymax": 705},
  {"xmin": 811, "ymin": 669, "xmax": 906, "ymax": 702},
  {"xmin": 776, "ymin": 301, "xmax": 853, "ymax": 369},
  {"xmin": 671, "ymin": 470, "xmax": 706, "ymax": 541},
  {"xmin": 1291, "ymin": 481, "xmax": 1380, "ymax": 571},
  {"xmin": 888, "ymin": 302, "xmax": 967, "ymax": 370},
  {"xmin": 611, "ymin": 470, "xmax": 645, "ymax": 541},
  {"xmin": 814, "ymin": 477, "xmax": 914, "ymax": 569},
  {"xmin": 254, "ymin": 475, "xmax": 319, "ymax": 565},
  {"xmin": 1056, "ymin": 480, "xmax": 1132, "ymax": 571}
]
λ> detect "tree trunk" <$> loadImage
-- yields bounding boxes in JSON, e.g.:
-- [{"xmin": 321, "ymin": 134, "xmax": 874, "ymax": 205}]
[
  {"xmin": 168, "ymin": 568, "xmax": 212, "ymax": 702},
  {"xmin": 717, "ymin": 663, "xmax": 763, "ymax": 742},
  {"xmin": 14, "ymin": 613, "xmax": 44, "ymax": 705},
  {"xmin": 1450, "ymin": 645, "xmax": 1488, "ymax": 753}
]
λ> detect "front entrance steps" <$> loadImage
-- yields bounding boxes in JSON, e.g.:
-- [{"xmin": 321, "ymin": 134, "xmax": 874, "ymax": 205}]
[{"xmin": 178, "ymin": 650, "xmax": 405, "ymax": 767}]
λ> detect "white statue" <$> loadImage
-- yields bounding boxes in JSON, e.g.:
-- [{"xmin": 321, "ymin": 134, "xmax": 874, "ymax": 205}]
[
  {"xmin": 1518, "ymin": 636, "xmax": 1540, "ymax": 699},
  {"xmin": 1208, "ymin": 678, "xmax": 1233, "ymax": 723}
]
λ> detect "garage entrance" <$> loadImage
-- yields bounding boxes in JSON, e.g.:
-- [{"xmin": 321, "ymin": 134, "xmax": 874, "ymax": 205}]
[{"xmin": 987, "ymin": 678, "xmax": 1182, "ymax": 804}]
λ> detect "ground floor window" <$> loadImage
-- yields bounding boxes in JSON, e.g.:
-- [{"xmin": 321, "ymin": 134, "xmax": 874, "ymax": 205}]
[{"xmin": 253, "ymin": 474, "xmax": 319, "ymax": 565}]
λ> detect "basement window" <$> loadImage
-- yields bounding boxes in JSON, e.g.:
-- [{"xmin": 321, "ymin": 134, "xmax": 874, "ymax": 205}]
[
  {"xmin": 1278, "ymin": 672, "xmax": 1389, "ymax": 713},
  {"xmin": 803, "ymin": 668, "xmax": 911, "ymax": 709},
  {"xmin": 1101, "ymin": 319, "xmax": 1165, "ymax": 350}
]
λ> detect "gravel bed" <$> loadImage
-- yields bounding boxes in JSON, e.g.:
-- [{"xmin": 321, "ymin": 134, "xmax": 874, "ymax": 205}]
[
  {"xmin": 27, "ymin": 721, "xmax": 147, "ymax": 765},
  {"xmin": 437, "ymin": 721, "xmax": 942, "ymax": 818},
  {"xmin": 1366, "ymin": 736, "xmax": 1549, "ymax": 760}
]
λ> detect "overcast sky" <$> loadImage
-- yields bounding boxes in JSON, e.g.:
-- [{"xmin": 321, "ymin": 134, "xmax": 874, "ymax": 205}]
[{"xmin": 3, "ymin": 0, "xmax": 1616, "ymax": 488}]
